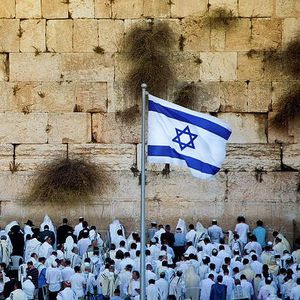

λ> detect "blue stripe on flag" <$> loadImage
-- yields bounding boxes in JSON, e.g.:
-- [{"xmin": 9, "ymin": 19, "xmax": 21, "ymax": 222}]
[
  {"xmin": 148, "ymin": 145, "xmax": 220, "ymax": 175},
  {"xmin": 148, "ymin": 100, "xmax": 231, "ymax": 140}
]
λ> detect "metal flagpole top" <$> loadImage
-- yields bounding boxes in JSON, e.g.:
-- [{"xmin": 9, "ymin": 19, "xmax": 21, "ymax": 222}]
[{"xmin": 141, "ymin": 83, "xmax": 147, "ymax": 88}]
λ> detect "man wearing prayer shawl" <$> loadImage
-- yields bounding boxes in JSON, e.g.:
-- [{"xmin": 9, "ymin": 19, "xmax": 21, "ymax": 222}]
[
  {"xmin": 184, "ymin": 266, "xmax": 200, "ymax": 300},
  {"xmin": 210, "ymin": 275, "xmax": 226, "ymax": 300},
  {"xmin": 0, "ymin": 236, "xmax": 12, "ymax": 266}
]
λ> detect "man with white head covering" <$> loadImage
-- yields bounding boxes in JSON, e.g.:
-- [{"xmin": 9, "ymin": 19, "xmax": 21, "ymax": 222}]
[
  {"xmin": 273, "ymin": 231, "xmax": 291, "ymax": 253},
  {"xmin": 22, "ymin": 275, "xmax": 35, "ymax": 300},
  {"xmin": 24, "ymin": 220, "xmax": 34, "ymax": 240},
  {"xmin": 0, "ymin": 235, "xmax": 12, "ymax": 266},
  {"xmin": 7, "ymin": 281, "xmax": 27, "ymax": 300},
  {"xmin": 258, "ymin": 277, "xmax": 276, "ymax": 300},
  {"xmin": 46, "ymin": 261, "xmax": 62, "ymax": 300},
  {"xmin": 57, "ymin": 281, "xmax": 76, "ymax": 300},
  {"xmin": 208, "ymin": 220, "xmax": 224, "ymax": 244},
  {"xmin": 185, "ymin": 265, "xmax": 200, "ymax": 300},
  {"xmin": 290, "ymin": 278, "xmax": 300, "ymax": 300},
  {"xmin": 38, "ymin": 236, "xmax": 53, "ymax": 259},
  {"xmin": 74, "ymin": 217, "xmax": 84, "ymax": 238},
  {"xmin": 117, "ymin": 264, "xmax": 132, "ymax": 298},
  {"xmin": 24, "ymin": 235, "xmax": 41, "ymax": 263},
  {"xmin": 153, "ymin": 225, "xmax": 166, "ymax": 244}
]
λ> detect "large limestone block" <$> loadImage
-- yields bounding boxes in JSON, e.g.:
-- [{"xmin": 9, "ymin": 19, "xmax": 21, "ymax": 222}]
[
  {"xmin": 20, "ymin": 19, "xmax": 46, "ymax": 53},
  {"xmin": 228, "ymin": 171, "xmax": 299, "ymax": 203},
  {"xmin": 208, "ymin": 0, "xmax": 238, "ymax": 13},
  {"xmin": 112, "ymin": 0, "xmax": 143, "ymax": 18},
  {"xmin": 275, "ymin": 0, "xmax": 300, "ymax": 18},
  {"xmin": 211, "ymin": 26, "xmax": 225, "ymax": 51},
  {"xmin": 16, "ymin": 0, "xmax": 41, "ymax": 18},
  {"xmin": 48, "ymin": 113, "xmax": 92, "ymax": 144},
  {"xmin": 238, "ymin": 0, "xmax": 273, "ymax": 17},
  {"xmin": 98, "ymin": 19, "xmax": 125, "ymax": 53},
  {"xmin": 11, "ymin": 82, "xmax": 76, "ymax": 113},
  {"xmin": 0, "ymin": 19, "xmax": 19, "ymax": 52},
  {"xmin": 0, "ymin": 145, "xmax": 13, "ymax": 172},
  {"xmin": 200, "ymin": 52, "xmax": 237, "ymax": 81},
  {"xmin": 42, "ymin": 0, "xmax": 68, "ymax": 18},
  {"xmin": 10, "ymin": 53, "xmax": 61, "ymax": 82},
  {"xmin": 282, "ymin": 18, "xmax": 300, "ymax": 47},
  {"xmin": 251, "ymin": 19, "xmax": 282, "ymax": 50},
  {"xmin": 69, "ymin": 0, "xmax": 94, "ymax": 18},
  {"xmin": 218, "ymin": 113, "xmax": 267, "ymax": 143},
  {"xmin": 46, "ymin": 20, "xmax": 73, "ymax": 53},
  {"xmin": 0, "ymin": 113, "xmax": 48, "ymax": 143},
  {"xmin": 223, "ymin": 144, "xmax": 281, "ymax": 171},
  {"xmin": 225, "ymin": 19, "xmax": 252, "ymax": 51},
  {"xmin": 15, "ymin": 144, "xmax": 67, "ymax": 171},
  {"xmin": 182, "ymin": 17, "xmax": 210, "ymax": 51},
  {"xmin": 0, "ymin": 54, "xmax": 8, "ymax": 81},
  {"xmin": 73, "ymin": 19, "xmax": 98, "ymax": 52},
  {"xmin": 0, "ymin": 82, "xmax": 13, "ymax": 111},
  {"xmin": 68, "ymin": 144, "xmax": 136, "ymax": 171},
  {"xmin": 75, "ymin": 82, "xmax": 107, "ymax": 113},
  {"xmin": 282, "ymin": 144, "xmax": 300, "ymax": 170},
  {"xmin": 61, "ymin": 53, "xmax": 114, "ymax": 82},
  {"xmin": 144, "ymin": 0, "xmax": 170, "ymax": 18},
  {"xmin": 95, "ymin": 0, "xmax": 111, "ymax": 18},
  {"xmin": 171, "ymin": 0, "xmax": 207, "ymax": 18},
  {"xmin": 92, "ymin": 113, "xmax": 140, "ymax": 144},
  {"xmin": 247, "ymin": 81, "xmax": 271, "ymax": 112},
  {"xmin": 0, "ymin": 0, "xmax": 15, "ymax": 18}
]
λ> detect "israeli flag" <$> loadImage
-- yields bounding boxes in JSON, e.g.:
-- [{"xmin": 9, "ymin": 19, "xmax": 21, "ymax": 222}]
[{"xmin": 147, "ymin": 94, "xmax": 232, "ymax": 179}]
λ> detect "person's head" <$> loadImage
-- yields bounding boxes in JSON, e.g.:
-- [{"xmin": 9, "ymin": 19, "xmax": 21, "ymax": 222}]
[
  {"xmin": 149, "ymin": 279, "xmax": 155, "ymax": 285},
  {"xmin": 136, "ymin": 250, "xmax": 140, "ymax": 257},
  {"xmin": 79, "ymin": 217, "xmax": 84, "ymax": 223},
  {"xmin": 124, "ymin": 252, "xmax": 130, "ymax": 258},
  {"xmin": 240, "ymin": 274, "xmax": 247, "ymax": 281},
  {"xmin": 145, "ymin": 249, "xmax": 151, "ymax": 256},
  {"xmin": 186, "ymin": 241, "xmax": 193, "ymax": 247},
  {"xmin": 131, "ymin": 243, "xmax": 137, "ymax": 250},
  {"xmin": 219, "ymin": 245, "xmax": 225, "ymax": 251},
  {"xmin": 162, "ymin": 260, "xmax": 168, "ymax": 267},
  {"xmin": 223, "ymin": 268, "xmax": 229, "ymax": 276},
  {"xmin": 252, "ymin": 254, "xmax": 257, "ymax": 261},
  {"xmin": 233, "ymin": 233, "xmax": 239, "ymax": 240},
  {"xmin": 82, "ymin": 221, "xmax": 88, "ymax": 228},
  {"xmin": 44, "ymin": 225, "xmax": 49, "ymax": 230},
  {"xmin": 224, "ymin": 257, "xmax": 231, "ymax": 265},
  {"xmin": 212, "ymin": 220, "xmax": 217, "ymax": 225},
  {"xmin": 265, "ymin": 277, "xmax": 272, "ymax": 285},
  {"xmin": 208, "ymin": 273, "xmax": 214, "ymax": 281},
  {"xmin": 63, "ymin": 218, "xmax": 68, "ymax": 224},
  {"xmin": 132, "ymin": 270, "xmax": 140, "ymax": 280},
  {"xmin": 243, "ymin": 258, "xmax": 249, "ymax": 265},
  {"xmin": 204, "ymin": 237, "xmax": 210, "ymax": 244},
  {"xmin": 38, "ymin": 257, "xmax": 46, "ymax": 264},
  {"xmin": 120, "ymin": 240, "xmax": 126, "ymax": 248},
  {"xmin": 74, "ymin": 266, "xmax": 81, "ymax": 273},
  {"xmin": 114, "ymin": 289, "xmax": 120, "ymax": 296},
  {"xmin": 146, "ymin": 264, "xmax": 153, "ymax": 271},
  {"xmin": 189, "ymin": 224, "xmax": 194, "ymax": 230},
  {"xmin": 167, "ymin": 296, "xmax": 176, "ymax": 300},
  {"xmin": 117, "ymin": 229, "xmax": 123, "ymax": 236},
  {"xmin": 165, "ymin": 225, "xmax": 171, "ymax": 232},
  {"xmin": 212, "ymin": 249, "xmax": 218, "ymax": 257},
  {"xmin": 209, "ymin": 263, "xmax": 215, "ymax": 271},
  {"xmin": 110, "ymin": 243, "xmax": 116, "ymax": 250},
  {"xmin": 160, "ymin": 272, "xmax": 166, "ymax": 279},
  {"xmin": 115, "ymin": 250, "xmax": 124, "ymax": 260},
  {"xmin": 256, "ymin": 220, "xmax": 263, "ymax": 227},
  {"xmin": 235, "ymin": 279, "xmax": 241, "ymax": 286},
  {"xmin": 14, "ymin": 281, "xmax": 22, "ymax": 290},
  {"xmin": 109, "ymin": 264, "xmax": 115, "ymax": 273},
  {"xmin": 233, "ymin": 267, "xmax": 239, "ymax": 274},
  {"xmin": 217, "ymin": 275, "xmax": 223, "ymax": 283},
  {"xmin": 151, "ymin": 222, "xmax": 157, "ymax": 228},
  {"xmin": 125, "ymin": 265, "xmax": 133, "ymax": 272},
  {"xmin": 27, "ymin": 261, "xmax": 34, "ymax": 269},
  {"xmin": 272, "ymin": 231, "xmax": 279, "ymax": 238},
  {"xmin": 46, "ymin": 236, "xmax": 52, "ymax": 244},
  {"xmin": 237, "ymin": 216, "xmax": 245, "ymax": 223}
]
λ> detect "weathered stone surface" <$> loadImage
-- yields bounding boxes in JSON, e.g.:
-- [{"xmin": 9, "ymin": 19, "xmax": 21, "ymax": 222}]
[
  {"xmin": 0, "ymin": 0, "xmax": 15, "ymax": 18},
  {"xmin": 0, "ymin": 19, "xmax": 19, "ymax": 52},
  {"xmin": 0, "ymin": 145, "xmax": 13, "ymax": 172},
  {"xmin": 208, "ymin": 0, "xmax": 238, "ymax": 13},
  {"xmin": 112, "ymin": 0, "xmax": 143, "ymax": 18},
  {"xmin": 75, "ymin": 82, "xmax": 107, "ymax": 113},
  {"xmin": 20, "ymin": 19, "xmax": 46, "ymax": 53},
  {"xmin": 69, "ymin": 144, "xmax": 136, "ymax": 171},
  {"xmin": 238, "ymin": 0, "xmax": 273, "ymax": 17},
  {"xmin": 61, "ymin": 53, "xmax": 114, "ymax": 82},
  {"xmin": 171, "ymin": 0, "xmax": 207, "ymax": 18},
  {"xmin": 282, "ymin": 18, "xmax": 300, "ymax": 47},
  {"xmin": 16, "ymin": 0, "xmax": 41, "ymax": 18},
  {"xmin": 228, "ymin": 171, "xmax": 299, "ymax": 203},
  {"xmin": 11, "ymin": 82, "xmax": 76, "ymax": 113},
  {"xmin": 0, "ymin": 113, "xmax": 48, "ymax": 143},
  {"xmin": 200, "ymin": 52, "xmax": 237, "ymax": 81},
  {"xmin": 182, "ymin": 17, "xmax": 210, "ymax": 51},
  {"xmin": 144, "ymin": 0, "xmax": 170, "ymax": 18},
  {"xmin": 251, "ymin": 19, "xmax": 282, "ymax": 50},
  {"xmin": 218, "ymin": 113, "xmax": 267, "ymax": 143},
  {"xmin": 223, "ymin": 144, "xmax": 281, "ymax": 171},
  {"xmin": 275, "ymin": 0, "xmax": 300, "ymax": 18},
  {"xmin": 47, "ymin": 113, "xmax": 92, "ymax": 144},
  {"xmin": 73, "ymin": 19, "xmax": 98, "ymax": 52},
  {"xmin": 69, "ymin": 0, "xmax": 94, "ymax": 18},
  {"xmin": 92, "ymin": 113, "xmax": 140, "ymax": 144},
  {"xmin": 46, "ymin": 20, "xmax": 73, "ymax": 53},
  {"xmin": 282, "ymin": 144, "xmax": 300, "ymax": 170},
  {"xmin": 15, "ymin": 144, "xmax": 67, "ymax": 171},
  {"xmin": 0, "ymin": 54, "xmax": 8, "ymax": 81},
  {"xmin": 211, "ymin": 26, "xmax": 225, "ymax": 51},
  {"xmin": 42, "ymin": 0, "xmax": 68, "ymax": 18},
  {"xmin": 98, "ymin": 19, "xmax": 124, "ymax": 53},
  {"xmin": 95, "ymin": 0, "xmax": 112, "ymax": 18},
  {"xmin": 225, "ymin": 19, "xmax": 252, "ymax": 51},
  {"xmin": 10, "ymin": 53, "xmax": 61, "ymax": 82},
  {"xmin": 247, "ymin": 81, "xmax": 272, "ymax": 112},
  {"xmin": 0, "ymin": 82, "xmax": 13, "ymax": 111}
]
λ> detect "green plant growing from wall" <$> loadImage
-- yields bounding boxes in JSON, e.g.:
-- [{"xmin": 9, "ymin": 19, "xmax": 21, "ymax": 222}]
[{"xmin": 25, "ymin": 158, "xmax": 110, "ymax": 205}]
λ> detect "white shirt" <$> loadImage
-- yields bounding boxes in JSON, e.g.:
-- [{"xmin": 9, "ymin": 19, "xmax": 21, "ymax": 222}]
[
  {"xmin": 250, "ymin": 260, "xmax": 263, "ymax": 275},
  {"xmin": 156, "ymin": 278, "xmax": 168, "ymax": 300},
  {"xmin": 186, "ymin": 230, "xmax": 196, "ymax": 244},
  {"xmin": 74, "ymin": 223, "xmax": 83, "ymax": 238},
  {"xmin": 22, "ymin": 279, "xmax": 35, "ymax": 299},
  {"xmin": 200, "ymin": 278, "xmax": 214, "ymax": 300},
  {"xmin": 291, "ymin": 285, "xmax": 300, "ymax": 300},
  {"xmin": 39, "ymin": 241, "xmax": 53, "ymax": 258},
  {"xmin": 146, "ymin": 283, "xmax": 159, "ymax": 300},
  {"xmin": 57, "ymin": 287, "xmax": 77, "ymax": 300},
  {"xmin": 241, "ymin": 279, "xmax": 254, "ymax": 299},
  {"xmin": 208, "ymin": 225, "xmax": 224, "ymax": 243},
  {"xmin": 235, "ymin": 223, "xmax": 249, "ymax": 244},
  {"xmin": 70, "ymin": 272, "xmax": 85, "ymax": 298},
  {"xmin": 61, "ymin": 266, "xmax": 75, "ymax": 282},
  {"xmin": 77, "ymin": 238, "xmax": 91, "ymax": 257},
  {"xmin": 46, "ymin": 266, "xmax": 62, "ymax": 292},
  {"xmin": 222, "ymin": 275, "xmax": 234, "ymax": 300},
  {"xmin": 8, "ymin": 289, "xmax": 27, "ymax": 300}
]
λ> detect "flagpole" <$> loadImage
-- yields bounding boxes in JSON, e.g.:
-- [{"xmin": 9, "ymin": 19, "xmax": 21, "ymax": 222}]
[{"xmin": 140, "ymin": 83, "xmax": 147, "ymax": 300}]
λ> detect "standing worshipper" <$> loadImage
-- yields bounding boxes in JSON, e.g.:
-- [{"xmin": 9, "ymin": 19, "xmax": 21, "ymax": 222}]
[
  {"xmin": 57, "ymin": 218, "xmax": 73, "ymax": 246},
  {"xmin": 74, "ymin": 217, "xmax": 84, "ymax": 238},
  {"xmin": 184, "ymin": 266, "xmax": 200, "ymax": 300},
  {"xmin": 7, "ymin": 281, "xmax": 27, "ymax": 300},
  {"xmin": 146, "ymin": 279, "xmax": 159, "ymax": 299},
  {"xmin": 200, "ymin": 274, "xmax": 215, "ymax": 300},
  {"xmin": 235, "ymin": 217, "xmax": 249, "ymax": 245},
  {"xmin": 253, "ymin": 220, "xmax": 267, "ymax": 248},
  {"xmin": 24, "ymin": 220, "xmax": 34, "ymax": 240},
  {"xmin": 169, "ymin": 271, "xmax": 184, "ymax": 300},
  {"xmin": 210, "ymin": 275, "xmax": 226, "ymax": 300},
  {"xmin": 39, "ymin": 225, "xmax": 55, "ymax": 246},
  {"xmin": 127, "ymin": 270, "xmax": 141, "ymax": 300},
  {"xmin": 70, "ymin": 266, "xmax": 85, "ymax": 300},
  {"xmin": 156, "ymin": 272, "xmax": 169, "ymax": 300},
  {"xmin": 161, "ymin": 225, "xmax": 175, "ymax": 248},
  {"xmin": 222, "ymin": 269, "xmax": 234, "ymax": 300},
  {"xmin": 57, "ymin": 281, "xmax": 76, "ymax": 300},
  {"xmin": 231, "ymin": 279, "xmax": 248, "ymax": 300},
  {"xmin": 45, "ymin": 261, "xmax": 62, "ymax": 300},
  {"xmin": 0, "ymin": 235, "xmax": 12, "ymax": 266},
  {"xmin": 22, "ymin": 275, "xmax": 35, "ymax": 300},
  {"xmin": 208, "ymin": 220, "xmax": 224, "ymax": 244},
  {"xmin": 186, "ymin": 224, "xmax": 197, "ymax": 245},
  {"xmin": 8, "ymin": 225, "xmax": 24, "ymax": 257},
  {"xmin": 148, "ymin": 222, "xmax": 158, "ymax": 241},
  {"xmin": 173, "ymin": 228, "xmax": 186, "ymax": 262},
  {"xmin": 290, "ymin": 278, "xmax": 300, "ymax": 300}
]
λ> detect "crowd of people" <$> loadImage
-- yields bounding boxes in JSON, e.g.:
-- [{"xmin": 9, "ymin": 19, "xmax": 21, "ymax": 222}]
[{"xmin": 0, "ymin": 215, "xmax": 300, "ymax": 300}]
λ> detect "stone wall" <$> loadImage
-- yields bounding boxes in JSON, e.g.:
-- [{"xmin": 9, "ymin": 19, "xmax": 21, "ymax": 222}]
[{"xmin": 0, "ymin": 0, "xmax": 299, "ymax": 240}]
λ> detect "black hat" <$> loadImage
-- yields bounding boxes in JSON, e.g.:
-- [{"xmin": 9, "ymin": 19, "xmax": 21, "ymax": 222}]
[{"xmin": 24, "ymin": 220, "xmax": 34, "ymax": 226}]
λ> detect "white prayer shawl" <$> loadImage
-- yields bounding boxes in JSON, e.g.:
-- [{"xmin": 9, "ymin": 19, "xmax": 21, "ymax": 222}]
[
  {"xmin": 38, "ymin": 241, "xmax": 53, "ymax": 258},
  {"xmin": 146, "ymin": 283, "xmax": 159, "ymax": 300},
  {"xmin": 57, "ymin": 287, "xmax": 77, "ymax": 300},
  {"xmin": 40, "ymin": 215, "xmax": 55, "ymax": 232},
  {"xmin": 169, "ymin": 275, "xmax": 185, "ymax": 300},
  {"xmin": 273, "ymin": 242, "xmax": 287, "ymax": 256},
  {"xmin": 146, "ymin": 270, "xmax": 157, "ymax": 285},
  {"xmin": 24, "ymin": 225, "xmax": 33, "ymax": 239},
  {"xmin": 61, "ymin": 266, "xmax": 75, "ymax": 282},
  {"xmin": 24, "ymin": 238, "xmax": 41, "ymax": 262},
  {"xmin": 276, "ymin": 233, "xmax": 291, "ymax": 253},
  {"xmin": 156, "ymin": 278, "xmax": 169, "ymax": 300},
  {"xmin": 74, "ymin": 223, "xmax": 83, "ymax": 238},
  {"xmin": 22, "ymin": 279, "xmax": 35, "ymax": 299},
  {"xmin": 8, "ymin": 289, "xmax": 27, "ymax": 300},
  {"xmin": 117, "ymin": 270, "xmax": 132, "ymax": 298},
  {"xmin": 109, "ymin": 220, "xmax": 125, "ymax": 246},
  {"xmin": 5, "ymin": 221, "xmax": 19, "ymax": 234},
  {"xmin": 89, "ymin": 230, "xmax": 104, "ymax": 248},
  {"xmin": 64, "ymin": 236, "xmax": 75, "ymax": 260},
  {"xmin": 195, "ymin": 222, "xmax": 208, "ymax": 244},
  {"xmin": 200, "ymin": 278, "xmax": 214, "ymax": 300},
  {"xmin": 292, "ymin": 249, "xmax": 300, "ymax": 264},
  {"xmin": 98, "ymin": 269, "xmax": 116, "ymax": 297},
  {"xmin": 0, "ymin": 239, "xmax": 12, "ymax": 265},
  {"xmin": 153, "ymin": 228, "xmax": 166, "ymax": 244},
  {"xmin": 184, "ymin": 266, "xmax": 200, "ymax": 300},
  {"xmin": 186, "ymin": 230, "xmax": 196, "ymax": 245},
  {"xmin": 70, "ymin": 273, "xmax": 85, "ymax": 298},
  {"xmin": 176, "ymin": 219, "xmax": 187, "ymax": 235},
  {"xmin": 70, "ymin": 253, "xmax": 82, "ymax": 268},
  {"xmin": 222, "ymin": 274, "xmax": 235, "ymax": 300}
]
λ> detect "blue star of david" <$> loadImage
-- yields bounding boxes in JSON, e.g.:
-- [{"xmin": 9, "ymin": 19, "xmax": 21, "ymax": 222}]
[{"xmin": 172, "ymin": 126, "xmax": 198, "ymax": 151}]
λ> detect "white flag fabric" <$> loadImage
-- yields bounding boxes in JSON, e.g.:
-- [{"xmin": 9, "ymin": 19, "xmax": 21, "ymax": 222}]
[{"xmin": 147, "ymin": 94, "xmax": 232, "ymax": 179}]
